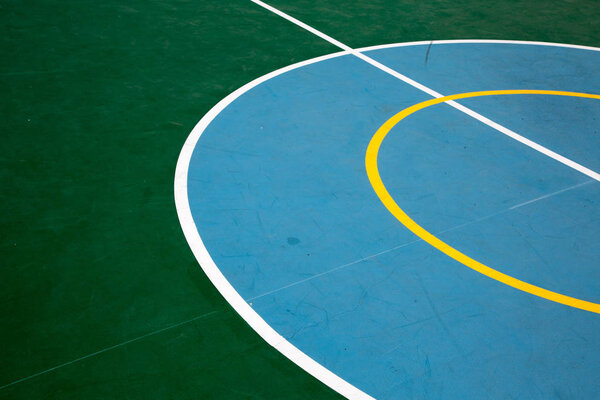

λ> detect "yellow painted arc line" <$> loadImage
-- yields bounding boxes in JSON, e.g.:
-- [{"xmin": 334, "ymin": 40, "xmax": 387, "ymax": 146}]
[{"xmin": 365, "ymin": 89, "xmax": 600, "ymax": 314}]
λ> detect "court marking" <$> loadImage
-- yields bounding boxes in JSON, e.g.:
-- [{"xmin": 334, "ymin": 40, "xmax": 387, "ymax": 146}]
[
  {"xmin": 246, "ymin": 179, "xmax": 594, "ymax": 303},
  {"xmin": 366, "ymin": 89, "xmax": 600, "ymax": 314},
  {"xmin": 252, "ymin": 0, "xmax": 600, "ymax": 182},
  {"xmin": 175, "ymin": 41, "xmax": 600, "ymax": 400},
  {"xmin": 0, "ymin": 311, "xmax": 220, "ymax": 390},
  {"xmin": 175, "ymin": 51, "xmax": 373, "ymax": 400}
]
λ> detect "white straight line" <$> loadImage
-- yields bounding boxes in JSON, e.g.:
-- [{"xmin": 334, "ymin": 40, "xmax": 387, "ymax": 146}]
[
  {"xmin": 250, "ymin": 0, "xmax": 600, "ymax": 182},
  {"xmin": 509, "ymin": 180, "xmax": 595, "ymax": 209},
  {"xmin": 247, "ymin": 239, "xmax": 421, "ymax": 302},
  {"xmin": 0, "ymin": 311, "xmax": 219, "ymax": 390},
  {"xmin": 251, "ymin": 0, "xmax": 442, "ymax": 97},
  {"xmin": 248, "ymin": 179, "xmax": 595, "ymax": 303},
  {"xmin": 446, "ymin": 101, "xmax": 600, "ymax": 181},
  {"xmin": 250, "ymin": 0, "xmax": 353, "ymax": 52}
]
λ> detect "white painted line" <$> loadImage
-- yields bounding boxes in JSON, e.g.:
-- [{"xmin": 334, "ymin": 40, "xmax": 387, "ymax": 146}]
[
  {"xmin": 250, "ymin": 0, "xmax": 600, "ymax": 182},
  {"xmin": 446, "ymin": 100, "xmax": 600, "ymax": 181},
  {"xmin": 250, "ymin": 0, "xmax": 353, "ymax": 52},
  {"xmin": 249, "ymin": 178, "xmax": 596, "ymax": 303},
  {"xmin": 357, "ymin": 39, "xmax": 600, "ymax": 53},
  {"xmin": 276, "ymin": 38, "xmax": 600, "ymax": 55},
  {"xmin": 0, "ymin": 311, "xmax": 220, "ymax": 390},
  {"xmin": 175, "ymin": 52, "xmax": 373, "ymax": 400},
  {"xmin": 251, "ymin": 0, "xmax": 442, "ymax": 98},
  {"xmin": 175, "ymin": 39, "xmax": 600, "ymax": 400},
  {"xmin": 509, "ymin": 180, "xmax": 595, "ymax": 209}
]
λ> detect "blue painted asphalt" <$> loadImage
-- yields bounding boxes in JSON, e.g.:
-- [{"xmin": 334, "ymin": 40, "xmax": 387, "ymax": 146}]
[{"xmin": 186, "ymin": 43, "xmax": 599, "ymax": 399}]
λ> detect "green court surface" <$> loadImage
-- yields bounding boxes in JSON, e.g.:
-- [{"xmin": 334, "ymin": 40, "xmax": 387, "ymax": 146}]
[{"xmin": 1, "ymin": 1, "xmax": 599, "ymax": 399}]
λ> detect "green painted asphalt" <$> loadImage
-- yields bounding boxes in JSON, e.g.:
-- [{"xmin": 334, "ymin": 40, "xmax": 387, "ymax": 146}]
[{"xmin": 1, "ymin": 0, "xmax": 598, "ymax": 398}]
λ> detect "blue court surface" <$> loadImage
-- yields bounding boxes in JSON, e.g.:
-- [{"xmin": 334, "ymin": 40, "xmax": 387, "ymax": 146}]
[{"xmin": 176, "ymin": 41, "xmax": 600, "ymax": 399}]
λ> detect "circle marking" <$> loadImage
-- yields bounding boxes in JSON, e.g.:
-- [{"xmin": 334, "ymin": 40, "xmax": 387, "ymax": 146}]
[
  {"xmin": 366, "ymin": 89, "xmax": 600, "ymax": 314},
  {"xmin": 177, "ymin": 43, "xmax": 600, "ymax": 400}
]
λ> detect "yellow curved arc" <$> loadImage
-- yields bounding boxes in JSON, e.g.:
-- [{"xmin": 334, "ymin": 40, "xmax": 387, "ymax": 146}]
[{"xmin": 365, "ymin": 89, "xmax": 600, "ymax": 314}]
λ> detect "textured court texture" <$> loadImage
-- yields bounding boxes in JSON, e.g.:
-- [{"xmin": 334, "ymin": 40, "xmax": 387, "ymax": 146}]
[
  {"xmin": 2, "ymin": 1, "xmax": 599, "ymax": 399},
  {"xmin": 182, "ymin": 42, "xmax": 599, "ymax": 399}
]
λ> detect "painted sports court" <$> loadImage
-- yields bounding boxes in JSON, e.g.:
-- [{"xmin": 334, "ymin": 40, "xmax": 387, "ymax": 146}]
[{"xmin": 2, "ymin": 1, "xmax": 599, "ymax": 399}]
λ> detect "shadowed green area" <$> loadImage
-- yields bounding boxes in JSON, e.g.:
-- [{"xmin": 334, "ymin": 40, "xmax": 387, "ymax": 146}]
[{"xmin": 1, "ymin": 0, "xmax": 598, "ymax": 398}]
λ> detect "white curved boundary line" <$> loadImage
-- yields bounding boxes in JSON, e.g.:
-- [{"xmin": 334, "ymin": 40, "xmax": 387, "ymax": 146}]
[
  {"xmin": 174, "ymin": 40, "xmax": 600, "ymax": 400},
  {"xmin": 173, "ymin": 50, "xmax": 375, "ymax": 400},
  {"xmin": 360, "ymin": 39, "xmax": 600, "ymax": 53}
]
